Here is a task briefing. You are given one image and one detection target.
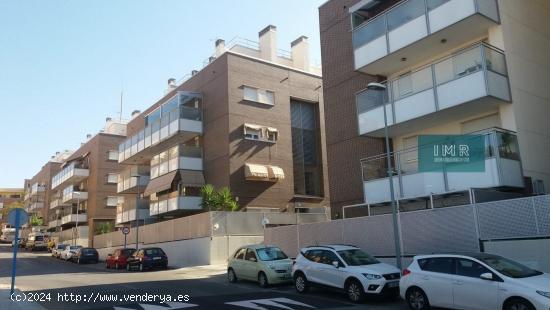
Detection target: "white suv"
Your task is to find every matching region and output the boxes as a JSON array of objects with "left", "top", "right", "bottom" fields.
[
  {"left": 400, "top": 253, "right": 550, "bottom": 310},
  {"left": 292, "top": 245, "right": 401, "bottom": 303}
]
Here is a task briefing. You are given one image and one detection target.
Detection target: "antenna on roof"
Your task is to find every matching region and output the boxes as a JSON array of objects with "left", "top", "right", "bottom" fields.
[{"left": 119, "top": 89, "right": 124, "bottom": 121}]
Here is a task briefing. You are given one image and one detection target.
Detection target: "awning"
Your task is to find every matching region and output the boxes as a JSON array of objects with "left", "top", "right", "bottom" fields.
[
  {"left": 180, "top": 170, "right": 205, "bottom": 187},
  {"left": 268, "top": 165, "right": 285, "bottom": 180},
  {"left": 143, "top": 170, "right": 178, "bottom": 197},
  {"left": 244, "top": 123, "right": 262, "bottom": 130},
  {"left": 245, "top": 163, "right": 269, "bottom": 180},
  {"left": 266, "top": 127, "right": 278, "bottom": 133}
]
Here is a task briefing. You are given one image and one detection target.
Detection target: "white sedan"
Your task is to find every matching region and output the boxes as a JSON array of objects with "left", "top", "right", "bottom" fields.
[
  {"left": 400, "top": 253, "right": 550, "bottom": 310},
  {"left": 60, "top": 245, "right": 82, "bottom": 261}
]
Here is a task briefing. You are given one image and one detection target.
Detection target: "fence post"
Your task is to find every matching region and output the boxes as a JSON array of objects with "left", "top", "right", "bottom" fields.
[{"left": 532, "top": 197, "right": 540, "bottom": 235}]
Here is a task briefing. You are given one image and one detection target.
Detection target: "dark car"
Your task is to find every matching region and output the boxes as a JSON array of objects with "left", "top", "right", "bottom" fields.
[
  {"left": 126, "top": 247, "right": 168, "bottom": 271},
  {"left": 73, "top": 247, "right": 99, "bottom": 264},
  {"left": 106, "top": 248, "right": 135, "bottom": 269}
]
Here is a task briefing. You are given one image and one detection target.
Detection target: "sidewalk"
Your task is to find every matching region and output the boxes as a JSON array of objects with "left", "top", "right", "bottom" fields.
[{"left": 0, "top": 285, "right": 47, "bottom": 310}]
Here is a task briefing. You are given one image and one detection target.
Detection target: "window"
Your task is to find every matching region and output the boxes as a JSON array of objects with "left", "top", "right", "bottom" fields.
[
  {"left": 456, "top": 259, "right": 492, "bottom": 278},
  {"left": 266, "top": 128, "right": 278, "bottom": 142},
  {"left": 107, "top": 150, "right": 118, "bottom": 161},
  {"left": 106, "top": 196, "right": 119, "bottom": 207},
  {"left": 235, "top": 248, "right": 246, "bottom": 260},
  {"left": 256, "top": 247, "right": 288, "bottom": 261},
  {"left": 477, "top": 255, "right": 543, "bottom": 278},
  {"left": 244, "top": 124, "right": 261, "bottom": 140},
  {"left": 418, "top": 257, "right": 455, "bottom": 274},
  {"left": 291, "top": 100, "right": 322, "bottom": 196},
  {"left": 337, "top": 249, "right": 379, "bottom": 266},
  {"left": 245, "top": 249, "right": 257, "bottom": 261},
  {"left": 107, "top": 174, "right": 118, "bottom": 184},
  {"left": 243, "top": 86, "right": 275, "bottom": 105}
]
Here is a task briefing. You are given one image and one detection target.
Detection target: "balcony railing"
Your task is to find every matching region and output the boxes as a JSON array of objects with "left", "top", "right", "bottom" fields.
[
  {"left": 352, "top": 0, "right": 500, "bottom": 74},
  {"left": 357, "top": 43, "right": 510, "bottom": 136},
  {"left": 150, "top": 196, "right": 202, "bottom": 216},
  {"left": 30, "top": 183, "right": 45, "bottom": 196},
  {"left": 51, "top": 162, "right": 89, "bottom": 190},
  {"left": 361, "top": 129, "right": 523, "bottom": 205},
  {"left": 61, "top": 213, "right": 88, "bottom": 225},
  {"left": 29, "top": 202, "right": 44, "bottom": 211},
  {"left": 118, "top": 92, "right": 203, "bottom": 164},
  {"left": 48, "top": 219, "right": 60, "bottom": 229},
  {"left": 150, "top": 145, "right": 203, "bottom": 179},
  {"left": 50, "top": 198, "right": 69, "bottom": 209},
  {"left": 116, "top": 208, "right": 150, "bottom": 224},
  {"left": 62, "top": 186, "right": 88, "bottom": 204}
]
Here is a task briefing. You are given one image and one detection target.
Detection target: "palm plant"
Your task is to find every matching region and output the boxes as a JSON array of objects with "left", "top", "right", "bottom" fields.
[
  {"left": 214, "top": 187, "right": 238, "bottom": 211},
  {"left": 200, "top": 184, "right": 217, "bottom": 211}
]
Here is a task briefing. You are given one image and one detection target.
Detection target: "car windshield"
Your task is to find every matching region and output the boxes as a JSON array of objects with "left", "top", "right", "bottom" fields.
[
  {"left": 478, "top": 255, "right": 543, "bottom": 278},
  {"left": 121, "top": 249, "right": 134, "bottom": 256},
  {"left": 82, "top": 249, "right": 97, "bottom": 253},
  {"left": 35, "top": 236, "right": 44, "bottom": 241},
  {"left": 337, "top": 249, "right": 379, "bottom": 266},
  {"left": 57, "top": 245, "right": 66, "bottom": 249},
  {"left": 256, "top": 247, "right": 288, "bottom": 261},
  {"left": 145, "top": 248, "right": 165, "bottom": 256}
]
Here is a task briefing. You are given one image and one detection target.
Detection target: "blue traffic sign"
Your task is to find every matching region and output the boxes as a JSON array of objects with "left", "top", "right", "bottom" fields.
[{"left": 8, "top": 208, "right": 28, "bottom": 227}]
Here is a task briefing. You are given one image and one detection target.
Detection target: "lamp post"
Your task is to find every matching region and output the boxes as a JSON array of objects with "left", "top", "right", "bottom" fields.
[
  {"left": 131, "top": 174, "right": 141, "bottom": 250},
  {"left": 366, "top": 82, "right": 402, "bottom": 271}
]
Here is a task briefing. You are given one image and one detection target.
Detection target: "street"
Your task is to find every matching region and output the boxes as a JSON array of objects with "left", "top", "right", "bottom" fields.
[{"left": 0, "top": 244, "right": 408, "bottom": 310}]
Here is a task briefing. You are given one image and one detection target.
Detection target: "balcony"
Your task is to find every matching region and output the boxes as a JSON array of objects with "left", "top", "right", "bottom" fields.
[
  {"left": 62, "top": 187, "right": 88, "bottom": 204},
  {"left": 150, "top": 145, "right": 203, "bottom": 179},
  {"left": 30, "top": 183, "right": 45, "bottom": 196},
  {"left": 357, "top": 43, "right": 510, "bottom": 137},
  {"left": 352, "top": 0, "right": 500, "bottom": 75},
  {"left": 116, "top": 209, "right": 150, "bottom": 224},
  {"left": 29, "top": 202, "right": 44, "bottom": 211},
  {"left": 60, "top": 213, "right": 88, "bottom": 225},
  {"left": 117, "top": 167, "right": 150, "bottom": 194},
  {"left": 51, "top": 162, "right": 89, "bottom": 190},
  {"left": 150, "top": 196, "right": 202, "bottom": 216},
  {"left": 118, "top": 92, "right": 203, "bottom": 165},
  {"left": 48, "top": 219, "right": 60, "bottom": 229},
  {"left": 361, "top": 129, "right": 523, "bottom": 205},
  {"left": 50, "top": 198, "right": 69, "bottom": 209}
]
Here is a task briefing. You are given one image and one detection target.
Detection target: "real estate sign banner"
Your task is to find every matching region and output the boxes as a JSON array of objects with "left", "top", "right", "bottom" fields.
[{"left": 418, "top": 135, "right": 485, "bottom": 172}]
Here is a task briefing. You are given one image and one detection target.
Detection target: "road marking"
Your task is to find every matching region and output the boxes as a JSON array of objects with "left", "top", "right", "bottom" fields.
[
  {"left": 113, "top": 302, "right": 198, "bottom": 310},
  {"left": 225, "top": 297, "right": 315, "bottom": 310}
]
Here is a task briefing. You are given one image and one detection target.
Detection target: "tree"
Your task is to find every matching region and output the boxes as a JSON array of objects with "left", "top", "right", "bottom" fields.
[
  {"left": 200, "top": 184, "right": 216, "bottom": 211},
  {"left": 95, "top": 222, "right": 114, "bottom": 235},
  {"left": 1, "top": 201, "right": 24, "bottom": 219},
  {"left": 29, "top": 214, "right": 43, "bottom": 226},
  {"left": 214, "top": 187, "right": 238, "bottom": 211}
]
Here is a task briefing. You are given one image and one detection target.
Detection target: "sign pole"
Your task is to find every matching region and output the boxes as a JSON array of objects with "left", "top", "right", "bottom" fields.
[
  {"left": 10, "top": 211, "right": 20, "bottom": 295},
  {"left": 124, "top": 234, "right": 127, "bottom": 249}
]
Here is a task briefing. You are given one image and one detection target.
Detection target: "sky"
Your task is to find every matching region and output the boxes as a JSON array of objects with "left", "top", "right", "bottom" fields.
[{"left": 0, "top": 0, "right": 326, "bottom": 188}]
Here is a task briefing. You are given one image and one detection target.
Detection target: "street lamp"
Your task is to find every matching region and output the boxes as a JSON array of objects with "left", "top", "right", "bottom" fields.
[
  {"left": 366, "top": 82, "right": 403, "bottom": 271},
  {"left": 131, "top": 174, "right": 141, "bottom": 250}
]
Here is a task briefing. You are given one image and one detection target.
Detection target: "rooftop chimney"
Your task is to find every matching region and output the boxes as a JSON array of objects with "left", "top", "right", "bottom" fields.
[
  {"left": 86, "top": 134, "right": 92, "bottom": 140},
  {"left": 215, "top": 39, "right": 226, "bottom": 57},
  {"left": 106, "top": 117, "right": 112, "bottom": 122},
  {"left": 131, "top": 110, "right": 141, "bottom": 118},
  {"left": 167, "top": 78, "right": 177, "bottom": 88},
  {"left": 208, "top": 56, "right": 216, "bottom": 64},
  {"left": 56, "top": 151, "right": 60, "bottom": 155},
  {"left": 291, "top": 36, "right": 310, "bottom": 71},
  {"left": 259, "top": 25, "right": 277, "bottom": 62},
  {"left": 191, "top": 70, "right": 198, "bottom": 76}
]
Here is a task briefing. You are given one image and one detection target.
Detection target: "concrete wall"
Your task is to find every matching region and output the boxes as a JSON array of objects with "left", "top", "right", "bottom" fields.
[{"left": 483, "top": 238, "right": 550, "bottom": 273}]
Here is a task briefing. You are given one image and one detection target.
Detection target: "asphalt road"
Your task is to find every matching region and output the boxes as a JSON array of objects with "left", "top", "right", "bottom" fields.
[{"left": 0, "top": 244, "right": 409, "bottom": 310}]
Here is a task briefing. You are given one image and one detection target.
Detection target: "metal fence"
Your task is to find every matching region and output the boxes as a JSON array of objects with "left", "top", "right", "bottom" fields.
[
  {"left": 93, "top": 211, "right": 327, "bottom": 249},
  {"left": 265, "top": 195, "right": 550, "bottom": 258}
]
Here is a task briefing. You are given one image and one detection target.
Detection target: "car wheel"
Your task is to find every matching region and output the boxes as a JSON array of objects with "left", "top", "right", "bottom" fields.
[
  {"left": 139, "top": 263, "right": 144, "bottom": 272},
  {"left": 406, "top": 287, "right": 430, "bottom": 310},
  {"left": 505, "top": 298, "right": 535, "bottom": 310},
  {"left": 345, "top": 279, "right": 365, "bottom": 303},
  {"left": 228, "top": 268, "right": 237, "bottom": 283},
  {"left": 294, "top": 272, "right": 309, "bottom": 293},
  {"left": 258, "top": 272, "right": 269, "bottom": 288}
]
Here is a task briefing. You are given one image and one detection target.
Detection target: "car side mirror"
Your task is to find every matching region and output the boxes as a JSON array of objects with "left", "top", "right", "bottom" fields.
[
  {"left": 480, "top": 272, "right": 493, "bottom": 281},
  {"left": 332, "top": 261, "right": 339, "bottom": 268}
]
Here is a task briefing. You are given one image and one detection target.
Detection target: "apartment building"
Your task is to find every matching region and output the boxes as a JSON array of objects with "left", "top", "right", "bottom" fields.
[
  {"left": 0, "top": 188, "right": 24, "bottom": 223},
  {"left": 116, "top": 25, "right": 328, "bottom": 225},
  {"left": 48, "top": 119, "right": 128, "bottom": 246},
  {"left": 21, "top": 151, "right": 73, "bottom": 227},
  {"left": 320, "top": 0, "right": 550, "bottom": 217}
]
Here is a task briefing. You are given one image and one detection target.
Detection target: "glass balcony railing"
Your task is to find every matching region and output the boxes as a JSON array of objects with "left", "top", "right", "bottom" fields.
[
  {"left": 150, "top": 191, "right": 202, "bottom": 216},
  {"left": 51, "top": 162, "right": 89, "bottom": 190},
  {"left": 62, "top": 186, "right": 88, "bottom": 204},
  {"left": 150, "top": 144, "right": 203, "bottom": 179},
  {"left": 30, "top": 183, "right": 45, "bottom": 195},
  {"left": 360, "top": 129, "right": 523, "bottom": 204},
  {"left": 352, "top": 0, "right": 500, "bottom": 74},
  {"left": 117, "top": 166, "right": 150, "bottom": 194},
  {"left": 357, "top": 43, "right": 510, "bottom": 135},
  {"left": 118, "top": 92, "right": 203, "bottom": 163}
]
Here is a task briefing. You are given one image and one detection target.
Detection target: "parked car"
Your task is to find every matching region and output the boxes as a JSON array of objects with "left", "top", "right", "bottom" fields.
[
  {"left": 105, "top": 248, "right": 135, "bottom": 269},
  {"left": 60, "top": 245, "right": 82, "bottom": 261},
  {"left": 25, "top": 233, "right": 48, "bottom": 251},
  {"left": 126, "top": 247, "right": 168, "bottom": 271},
  {"left": 73, "top": 247, "right": 99, "bottom": 264},
  {"left": 228, "top": 244, "right": 293, "bottom": 287},
  {"left": 292, "top": 245, "right": 401, "bottom": 303},
  {"left": 51, "top": 244, "right": 66, "bottom": 258},
  {"left": 400, "top": 253, "right": 550, "bottom": 310}
]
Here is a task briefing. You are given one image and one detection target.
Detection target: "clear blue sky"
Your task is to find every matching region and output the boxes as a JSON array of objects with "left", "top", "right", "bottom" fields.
[{"left": 0, "top": 0, "right": 326, "bottom": 188}]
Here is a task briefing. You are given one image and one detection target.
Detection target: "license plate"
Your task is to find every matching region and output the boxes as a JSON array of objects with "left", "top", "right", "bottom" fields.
[
  {"left": 388, "top": 281, "right": 399, "bottom": 288},
  {"left": 153, "top": 257, "right": 162, "bottom": 260}
]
